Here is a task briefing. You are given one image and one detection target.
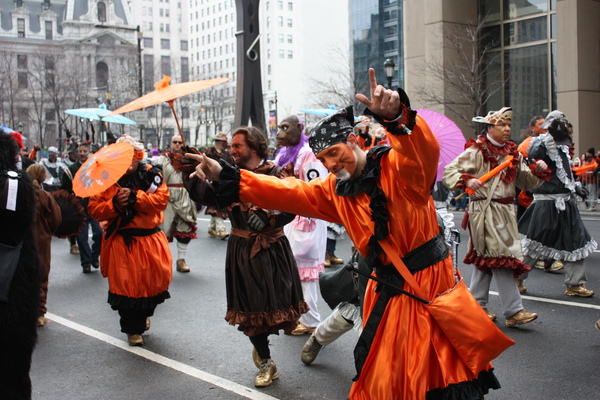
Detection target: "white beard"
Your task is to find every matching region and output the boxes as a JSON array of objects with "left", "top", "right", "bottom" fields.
[{"left": 336, "top": 169, "right": 352, "bottom": 181}]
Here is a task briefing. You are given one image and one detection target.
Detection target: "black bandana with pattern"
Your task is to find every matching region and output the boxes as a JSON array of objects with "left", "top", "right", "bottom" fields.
[{"left": 308, "top": 106, "right": 356, "bottom": 155}]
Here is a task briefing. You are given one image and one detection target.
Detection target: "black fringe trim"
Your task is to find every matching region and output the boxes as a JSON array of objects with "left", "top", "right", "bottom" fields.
[
  {"left": 108, "top": 290, "right": 170, "bottom": 310},
  {"left": 426, "top": 369, "right": 501, "bottom": 400}
]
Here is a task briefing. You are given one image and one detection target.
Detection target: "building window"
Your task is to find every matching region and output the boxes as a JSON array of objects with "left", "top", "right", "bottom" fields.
[
  {"left": 17, "top": 18, "right": 25, "bottom": 37},
  {"left": 181, "top": 57, "right": 189, "bottom": 81},
  {"left": 45, "top": 109, "right": 55, "bottom": 122},
  {"left": 277, "top": 0, "right": 283, "bottom": 9},
  {"left": 268, "top": 64, "right": 271, "bottom": 74},
  {"left": 288, "top": 50, "right": 293, "bottom": 59},
  {"left": 143, "top": 55, "right": 155, "bottom": 92},
  {"left": 180, "top": 40, "right": 188, "bottom": 51},
  {"left": 160, "top": 23, "right": 164, "bottom": 32},
  {"left": 45, "top": 21, "right": 52, "bottom": 39},
  {"left": 44, "top": 56, "right": 54, "bottom": 70},
  {"left": 160, "top": 8, "right": 163, "bottom": 17},
  {"left": 144, "top": 37, "right": 153, "bottom": 48},
  {"left": 288, "top": 1, "right": 293, "bottom": 11},
  {"left": 287, "top": 18, "right": 293, "bottom": 27},
  {"left": 278, "top": 34, "right": 284, "bottom": 43},
  {"left": 95, "top": 62, "right": 109, "bottom": 89},
  {"left": 98, "top": 2, "right": 107, "bottom": 22},
  {"left": 287, "top": 34, "right": 292, "bottom": 43},
  {"left": 161, "top": 56, "right": 171, "bottom": 76},
  {"left": 45, "top": 72, "right": 55, "bottom": 89},
  {"left": 161, "top": 39, "right": 170, "bottom": 49},
  {"left": 17, "top": 54, "right": 27, "bottom": 69},
  {"left": 278, "top": 16, "right": 283, "bottom": 27},
  {"left": 18, "top": 72, "right": 28, "bottom": 88},
  {"left": 279, "top": 49, "right": 284, "bottom": 58}
]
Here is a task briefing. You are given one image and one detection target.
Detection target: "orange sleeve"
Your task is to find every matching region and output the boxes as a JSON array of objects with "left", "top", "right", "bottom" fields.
[
  {"left": 385, "top": 113, "right": 440, "bottom": 203},
  {"left": 238, "top": 171, "right": 343, "bottom": 223}
]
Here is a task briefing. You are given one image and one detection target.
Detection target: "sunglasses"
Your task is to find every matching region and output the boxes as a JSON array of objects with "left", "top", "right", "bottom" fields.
[{"left": 172, "top": 141, "right": 183, "bottom": 144}]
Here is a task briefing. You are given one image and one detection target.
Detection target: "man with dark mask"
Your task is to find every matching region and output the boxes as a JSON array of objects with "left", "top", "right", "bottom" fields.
[{"left": 517, "top": 111, "right": 597, "bottom": 297}]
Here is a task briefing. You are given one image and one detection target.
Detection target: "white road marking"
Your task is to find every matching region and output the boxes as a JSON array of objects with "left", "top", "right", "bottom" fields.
[
  {"left": 490, "top": 291, "right": 600, "bottom": 310},
  {"left": 46, "top": 313, "right": 279, "bottom": 400}
]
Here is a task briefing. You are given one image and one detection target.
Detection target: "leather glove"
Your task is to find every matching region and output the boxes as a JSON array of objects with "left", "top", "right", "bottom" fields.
[
  {"left": 575, "top": 184, "right": 588, "bottom": 200},
  {"left": 248, "top": 209, "right": 269, "bottom": 231}
]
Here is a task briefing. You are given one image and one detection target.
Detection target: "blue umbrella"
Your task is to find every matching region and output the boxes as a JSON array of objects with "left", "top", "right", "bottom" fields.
[
  {"left": 299, "top": 105, "right": 339, "bottom": 117},
  {"left": 64, "top": 104, "right": 136, "bottom": 125}
]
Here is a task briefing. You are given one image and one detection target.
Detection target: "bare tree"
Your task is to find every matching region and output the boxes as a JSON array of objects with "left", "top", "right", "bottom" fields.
[
  {"left": 0, "top": 50, "right": 23, "bottom": 128},
  {"left": 416, "top": 17, "right": 506, "bottom": 136},
  {"left": 307, "top": 45, "right": 363, "bottom": 113}
]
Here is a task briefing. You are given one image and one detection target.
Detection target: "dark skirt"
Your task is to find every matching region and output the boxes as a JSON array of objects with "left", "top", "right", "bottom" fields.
[
  {"left": 224, "top": 234, "right": 308, "bottom": 337},
  {"left": 518, "top": 199, "right": 597, "bottom": 261}
]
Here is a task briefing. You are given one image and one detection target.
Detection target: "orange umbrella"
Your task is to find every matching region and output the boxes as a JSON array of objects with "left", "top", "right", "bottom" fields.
[
  {"left": 107, "top": 75, "right": 230, "bottom": 146},
  {"left": 73, "top": 142, "right": 134, "bottom": 198}
]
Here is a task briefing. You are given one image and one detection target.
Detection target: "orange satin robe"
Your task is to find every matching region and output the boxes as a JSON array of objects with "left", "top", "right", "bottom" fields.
[
  {"left": 88, "top": 174, "right": 172, "bottom": 300},
  {"left": 236, "top": 114, "right": 489, "bottom": 399}
]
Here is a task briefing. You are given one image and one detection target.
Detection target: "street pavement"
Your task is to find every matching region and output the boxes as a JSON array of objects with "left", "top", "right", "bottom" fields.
[{"left": 30, "top": 212, "right": 600, "bottom": 400}]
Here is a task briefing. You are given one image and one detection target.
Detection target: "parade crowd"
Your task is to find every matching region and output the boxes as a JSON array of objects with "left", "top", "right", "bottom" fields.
[{"left": 1, "top": 68, "right": 600, "bottom": 400}]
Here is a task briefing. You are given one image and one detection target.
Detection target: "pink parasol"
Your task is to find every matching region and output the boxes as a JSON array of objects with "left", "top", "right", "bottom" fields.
[{"left": 416, "top": 109, "right": 466, "bottom": 181}]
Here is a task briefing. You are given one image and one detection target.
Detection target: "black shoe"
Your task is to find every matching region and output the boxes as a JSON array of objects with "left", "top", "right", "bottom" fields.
[
  {"left": 82, "top": 265, "right": 91, "bottom": 273},
  {"left": 92, "top": 260, "right": 100, "bottom": 269}
]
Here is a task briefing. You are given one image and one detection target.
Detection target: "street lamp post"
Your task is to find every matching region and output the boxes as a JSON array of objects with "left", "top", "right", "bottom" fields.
[{"left": 384, "top": 58, "right": 395, "bottom": 88}]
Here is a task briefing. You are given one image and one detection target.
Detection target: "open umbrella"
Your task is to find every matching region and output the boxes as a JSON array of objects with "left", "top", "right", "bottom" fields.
[
  {"left": 107, "top": 75, "right": 230, "bottom": 146},
  {"left": 72, "top": 142, "right": 134, "bottom": 198},
  {"left": 299, "top": 105, "right": 339, "bottom": 117},
  {"left": 64, "top": 104, "right": 137, "bottom": 125},
  {"left": 416, "top": 109, "right": 466, "bottom": 181}
]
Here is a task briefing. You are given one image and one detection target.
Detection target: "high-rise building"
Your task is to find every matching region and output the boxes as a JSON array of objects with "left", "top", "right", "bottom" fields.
[
  {"left": 403, "top": 0, "right": 599, "bottom": 155},
  {"left": 187, "top": 0, "right": 351, "bottom": 146},
  {"left": 128, "top": 0, "right": 191, "bottom": 148},
  {"left": 352, "top": 0, "right": 404, "bottom": 94}
]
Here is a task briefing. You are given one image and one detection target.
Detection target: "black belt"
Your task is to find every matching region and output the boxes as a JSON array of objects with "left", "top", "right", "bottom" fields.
[
  {"left": 353, "top": 234, "right": 449, "bottom": 381},
  {"left": 117, "top": 227, "right": 161, "bottom": 248}
]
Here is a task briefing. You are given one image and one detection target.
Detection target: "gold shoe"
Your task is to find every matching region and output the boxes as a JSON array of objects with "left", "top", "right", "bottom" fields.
[
  {"left": 596, "top": 319, "right": 600, "bottom": 331},
  {"left": 70, "top": 244, "right": 80, "bottom": 255},
  {"left": 566, "top": 285, "right": 594, "bottom": 297},
  {"left": 145, "top": 317, "right": 151, "bottom": 332},
  {"left": 482, "top": 308, "right": 497, "bottom": 322},
  {"left": 217, "top": 228, "right": 229, "bottom": 240},
  {"left": 515, "top": 279, "right": 527, "bottom": 294},
  {"left": 327, "top": 251, "right": 344, "bottom": 265},
  {"left": 549, "top": 261, "right": 564, "bottom": 272},
  {"left": 254, "top": 361, "right": 279, "bottom": 387},
  {"left": 534, "top": 261, "right": 546, "bottom": 270},
  {"left": 324, "top": 253, "right": 331, "bottom": 267},
  {"left": 207, "top": 229, "right": 218, "bottom": 238},
  {"left": 252, "top": 347, "right": 262, "bottom": 368},
  {"left": 290, "top": 322, "right": 315, "bottom": 336},
  {"left": 176, "top": 259, "right": 190, "bottom": 273},
  {"left": 127, "top": 333, "right": 144, "bottom": 346},
  {"left": 506, "top": 309, "right": 538, "bottom": 326},
  {"left": 37, "top": 315, "right": 49, "bottom": 327}
]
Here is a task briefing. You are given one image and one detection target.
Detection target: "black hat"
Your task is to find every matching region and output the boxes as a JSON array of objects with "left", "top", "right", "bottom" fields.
[
  {"left": 308, "top": 106, "right": 355, "bottom": 155},
  {"left": 588, "top": 148, "right": 596, "bottom": 155}
]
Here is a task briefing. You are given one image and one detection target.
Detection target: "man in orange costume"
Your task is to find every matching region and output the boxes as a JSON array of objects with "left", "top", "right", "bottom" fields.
[
  {"left": 189, "top": 69, "right": 501, "bottom": 399},
  {"left": 88, "top": 136, "right": 172, "bottom": 347}
]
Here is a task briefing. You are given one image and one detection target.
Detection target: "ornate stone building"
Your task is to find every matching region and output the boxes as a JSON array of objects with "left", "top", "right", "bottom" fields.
[{"left": 0, "top": 0, "right": 140, "bottom": 151}]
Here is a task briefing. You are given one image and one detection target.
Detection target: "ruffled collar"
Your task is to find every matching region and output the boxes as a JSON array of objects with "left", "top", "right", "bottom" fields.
[
  {"left": 466, "top": 134, "right": 519, "bottom": 183},
  {"left": 335, "top": 145, "right": 392, "bottom": 269},
  {"left": 540, "top": 133, "right": 576, "bottom": 193}
]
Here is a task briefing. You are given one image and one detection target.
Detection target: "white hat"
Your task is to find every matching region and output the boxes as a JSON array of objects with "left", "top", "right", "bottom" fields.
[{"left": 48, "top": 146, "right": 58, "bottom": 153}]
